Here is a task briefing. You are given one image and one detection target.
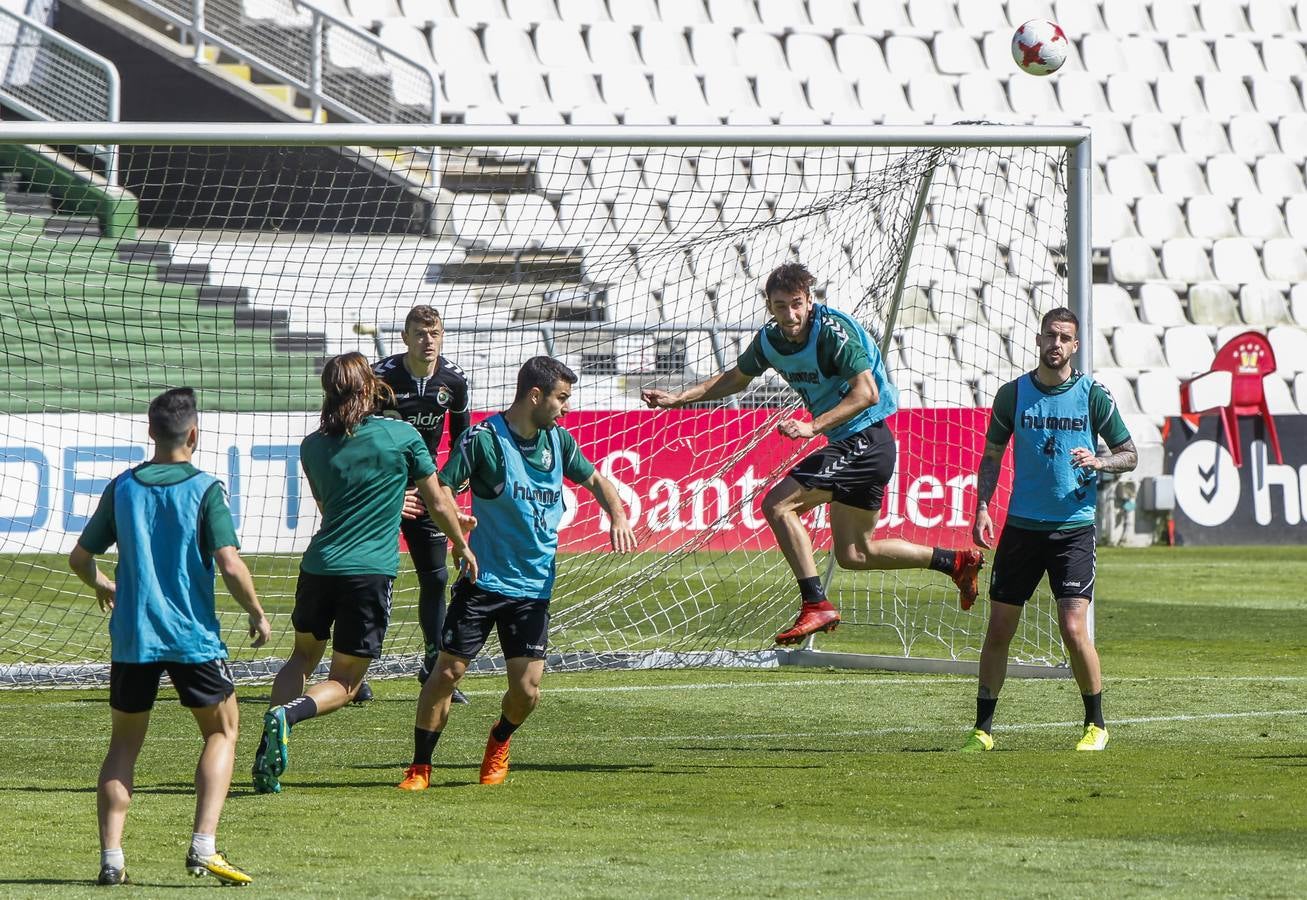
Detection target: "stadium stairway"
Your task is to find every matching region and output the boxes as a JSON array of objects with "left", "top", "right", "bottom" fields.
[{"left": 0, "top": 181, "right": 328, "bottom": 414}]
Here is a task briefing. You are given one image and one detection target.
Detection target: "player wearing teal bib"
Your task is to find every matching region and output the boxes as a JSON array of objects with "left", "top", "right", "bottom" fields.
[
  {"left": 963, "top": 307, "right": 1137, "bottom": 753},
  {"left": 69, "top": 388, "right": 271, "bottom": 887},
  {"left": 642, "top": 263, "right": 984, "bottom": 645},
  {"left": 250, "top": 353, "right": 475, "bottom": 795},
  {"left": 398, "top": 357, "right": 636, "bottom": 790}
]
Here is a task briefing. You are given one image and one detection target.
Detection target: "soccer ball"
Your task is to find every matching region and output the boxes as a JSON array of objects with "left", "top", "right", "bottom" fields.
[{"left": 1011, "top": 19, "right": 1069, "bottom": 76}]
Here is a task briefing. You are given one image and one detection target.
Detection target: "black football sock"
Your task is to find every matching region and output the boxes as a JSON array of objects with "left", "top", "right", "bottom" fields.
[
  {"left": 797, "top": 576, "right": 826, "bottom": 604},
  {"left": 975, "top": 696, "right": 998, "bottom": 733},
  {"left": 491, "top": 715, "right": 521, "bottom": 742},
  {"left": 417, "top": 568, "right": 449, "bottom": 658},
  {"left": 413, "top": 728, "right": 442, "bottom": 766},
  {"left": 282, "top": 695, "right": 318, "bottom": 726},
  {"left": 1082, "top": 692, "right": 1105, "bottom": 729},
  {"left": 929, "top": 548, "right": 958, "bottom": 575}
]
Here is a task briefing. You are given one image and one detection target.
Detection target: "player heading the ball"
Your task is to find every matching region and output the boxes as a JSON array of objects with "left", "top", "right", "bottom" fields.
[{"left": 642, "top": 263, "right": 983, "bottom": 646}]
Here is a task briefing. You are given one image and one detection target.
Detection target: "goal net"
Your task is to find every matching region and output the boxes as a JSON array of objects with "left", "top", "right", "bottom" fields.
[{"left": 0, "top": 125, "right": 1086, "bottom": 686}]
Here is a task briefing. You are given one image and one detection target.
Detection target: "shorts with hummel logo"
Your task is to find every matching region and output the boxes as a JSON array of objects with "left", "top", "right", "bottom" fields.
[
  {"left": 788, "top": 420, "right": 895, "bottom": 511},
  {"left": 443, "top": 580, "right": 550, "bottom": 661},
  {"left": 989, "top": 524, "right": 1096, "bottom": 606}
]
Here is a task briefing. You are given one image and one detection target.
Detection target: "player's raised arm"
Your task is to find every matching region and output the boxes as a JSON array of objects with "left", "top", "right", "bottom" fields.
[
  {"left": 641, "top": 365, "right": 754, "bottom": 409},
  {"left": 579, "top": 470, "right": 637, "bottom": 554}
]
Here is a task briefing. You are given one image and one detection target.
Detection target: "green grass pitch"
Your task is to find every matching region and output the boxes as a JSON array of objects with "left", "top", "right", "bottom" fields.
[{"left": 1, "top": 546, "right": 1305, "bottom": 897}]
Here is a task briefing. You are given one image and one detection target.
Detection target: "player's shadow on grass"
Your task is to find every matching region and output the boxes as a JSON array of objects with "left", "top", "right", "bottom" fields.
[
  {"left": 1245, "top": 753, "right": 1307, "bottom": 764},
  {"left": 1, "top": 784, "right": 197, "bottom": 796},
  {"left": 0, "top": 878, "right": 194, "bottom": 889}
]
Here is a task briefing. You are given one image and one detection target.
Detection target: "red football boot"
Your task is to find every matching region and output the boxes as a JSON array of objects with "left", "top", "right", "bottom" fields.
[
  {"left": 479, "top": 731, "right": 511, "bottom": 785},
  {"left": 774, "top": 600, "right": 841, "bottom": 645},
  {"left": 952, "top": 549, "right": 984, "bottom": 610}
]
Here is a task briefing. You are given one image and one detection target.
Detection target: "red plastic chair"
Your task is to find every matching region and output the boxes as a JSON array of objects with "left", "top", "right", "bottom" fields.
[{"left": 1181, "top": 330, "right": 1282, "bottom": 467}]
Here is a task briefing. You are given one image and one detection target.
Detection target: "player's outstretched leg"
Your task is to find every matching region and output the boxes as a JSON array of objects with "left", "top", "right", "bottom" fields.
[{"left": 761, "top": 479, "right": 842, "bottom": 645}]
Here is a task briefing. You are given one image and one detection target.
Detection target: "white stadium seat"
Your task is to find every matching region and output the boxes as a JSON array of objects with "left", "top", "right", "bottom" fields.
[
  {"left": 1092, "top": 369, "right": 1142, "bottom": 415},
  {"left": 1092, "top": 195, "right": 1138, "bottom": 248},
  {"left": 1263, "top": 35, "right": 1307, "bottom": 75},
  {"left": 1251, "top": 75, "right": 1303, "bottom": 116},
  {"left": 1094, "top": 283, "right": 1140, "bottom": 327},
  {"left": 1130, "top": 114, "right": 1181, "bottom": 162},
  {"left": 1202, "top": 73, "right": 1256, "bottom": 117},
  {"left": 757, "top": 0, "right": 811, "bottom": 26},
  {"left": 1235, "top": 196, "right": 1289, "bottom": 241},
  {"left": 1255, "top": 155, "right": 1306, "bottom": 199},
  {"left": 498, "top": 68, "right": 551, "bottom": 107},
  {"left": 857, "top": 0, "right": 910, "bottom": 30},
  {"left": 1188, "top": 283, "right": 1243, "bottom": 326},
  {"left": 484, "top": 22, "right": 539, "bottom": 68},
  {"left": 786, "top": 33, "right": 840, "bottom": 79},
  {"left": 1162, "top": 238, "right": 1216, "bottom": 283},
  {"left": 1105, "top": 156, "right": 1159, "bottom": 198},
  {"left": 557, "top": 0, "right": 609, "bottom": 21},
  {"left": 1205, "top": 155, "right": 1260, "bottom": 202},
  {"left": 1009, "top": 73, "right": 1062, "bottom": 117},
  {"left": 1262, "top": 238, "right": 1307, "bottom": 282},
  {"left": 1241, "top": 285, "right": 1295, "bottom": 328},
  {"left": 1106, "top": 74, "right": 1159, "bottom": 116},
  {"left": 808, "top": 0, "right": 860, "bottom": 28},
  {"left": 1213, "top": 36, "right": 1263, "bottom": 75},
  {"left": 736, "top": 31, "right": 788, "bottom": 74},
  {"left": 689, "top": 24, "right": 738, "bottom": 67},
  {"left": 533, "top": 22, "right": 590, "bottom": 67},
  {"left": 1083, "top": 114, "right": 1133, "bottom": 158},
  {"left": 1184, "top": 196, "right": 1237, "bottom": 242},
  {"left": 1056, "top": 72, "right": 1109, "bottom": 116},
  {"left": 1111, "top": 325, "right": 1167, "bottom": 370},
  {"left": 1163, "top": 325, "right": 1216, "bottom": 374},
  {"left": 640, "top": 23, "right": 694, "bottom": 67},
  {"left": 1080, "top": 33, "right": 1124, "bottom": 76},
  {"left": 1140, "top": 284, "right": 1189, "bottom": 327},
  {"left": 587, "top": 23, "right": 642, "bottom": 68},
  {"left": 549, "top": 69, "right": 604, "bottom": 108},
  {"left": 1156, "top": 73, "right": 1208, "bottom": 117},
  {"left": 1136, "top": 370, "right": 1181, "bottom": 417},
  {"left": 1153, "top": 0, "right": 1200, "bottom": 31},
  {"left": 932, "top": 30, "right": 985, "bottom": 76},
  {"left": 1179, "top": 115, "right": 1233, "bottom": 158},
  {"left": 1156, "top": 154, "right": 1209, "bottom": 198},
  {"left": 707, "top": 0, "right": 759, "bottom": 23},
  {"left": 1212, "top": 237, "right": 1266, "bottom": 283},
  {"left": 833, "top": 34, "right": 889, "bottom": 79},
  {"left": 1268, "top": 326, "right": 1307, "bottom": 374},
  {"left": 1228, "top": 113, "right": 1281, "bottom": 163},
  {"left": 1168, "top": 36, "right": 1216, "bottom": 75},
  {"left": 906, "top": 0, "right": 958, "bottom": 30},
  {"left": 1110, "top": 238, "right": 1164, "bottom": 283},
  {"left": 1102, "top": 0, "right": 1153, "bottom": 33},
  {"left": 607, "top": 0, "right": 659, "bottom": 24},
  {"left": 958, "top": 74, "right": 1013, "bottom": 117},
  {"left": 659, "top": 0, "right": 708, "bottom": 24},
  {"left": 1136, "top": 196, "right": 1191, "bottom": 244},
  {"left": 1264, "top": 374, "right": 1297, "bottom": 414},
  {"left": 430, "top": 21, "right": 486, "bottom": 67}
]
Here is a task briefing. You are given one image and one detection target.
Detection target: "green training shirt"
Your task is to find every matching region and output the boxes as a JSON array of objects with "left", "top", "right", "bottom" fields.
[
  {"left": 736, "top": 317, "right": 872, "bottom": 381},
  {"left": 300, "top": 416, "right": 436, "bottom": 577},
  {"left": 78, "top": 462, "right": 238, "bottom": 557},
  {"left": 439, "top": 418, "right": 595, "bottom": 499}
]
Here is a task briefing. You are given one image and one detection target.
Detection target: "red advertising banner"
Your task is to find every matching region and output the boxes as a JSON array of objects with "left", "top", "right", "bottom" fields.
[{"left": 446, "top": 409, "right": 1011, "bottom": 553}]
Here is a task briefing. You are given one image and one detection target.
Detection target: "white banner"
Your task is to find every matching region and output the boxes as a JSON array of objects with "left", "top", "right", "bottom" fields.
[{"left": 0, "top": 413, "right": 323, "bottom": 554}]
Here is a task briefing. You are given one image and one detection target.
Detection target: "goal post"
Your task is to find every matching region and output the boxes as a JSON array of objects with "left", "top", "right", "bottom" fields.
[{"left": 0, "top": 122, "right": 1091, "bottom": 687}]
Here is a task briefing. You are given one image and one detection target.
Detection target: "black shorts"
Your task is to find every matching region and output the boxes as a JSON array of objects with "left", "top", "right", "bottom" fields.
[
  {"left": 788, "top": 420, "right": 896, "bottom": 511},
  {"left": 989, "top": 524, "right": 1097, "bottom": 606},
  {"left": 400, "top": 508, "right": 449, "bottom": 574},
  {"left": 109, "top": 659, "right": 235, "bottom": 713},
  {"left": 443, "top": 580, "right": 550, "bottom": 661},
  {"left": 292, "top": 570, "right": 395, "bottom": 659}
]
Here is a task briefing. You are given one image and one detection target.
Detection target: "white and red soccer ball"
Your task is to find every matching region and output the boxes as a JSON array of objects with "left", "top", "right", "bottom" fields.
[{"left": 1011, "top": 19, "right": 1069, "bottom": 76}]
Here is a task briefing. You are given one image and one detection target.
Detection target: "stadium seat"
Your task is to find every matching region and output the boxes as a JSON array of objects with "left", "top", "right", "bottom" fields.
[
  {"left": 430, "top": 21, "right": 486, "bottom": 67},
  {"left": 441, "top": 69, "right": 497, "bottom": 111},
  {"left": 1167, "top": 35, "right": 1215, "bottom": 75},
  {"left": 589, "top": 151, "right": 644, "bottom": 193},
  {"left": 808, "top": 0, "right": 860, "bottom": 28},
  {"left": 533, "top": 154, "right": 588, "bottom": 198},
  {"left": 706, "top": 0, "right": 760, "bottom": 24},
  {"left": 856, "top": 0, "right": 909, "bottom": 29},
  {"left": 1054, "top": 0, "right": 1105, "bottom": 32},
  {"left": 1184, "top": 196, "right": 1237, "bottom": 242},
  {"left": 1136, "top": 370, "right": 1181, "bottom": 417},
  {"left": 1251, "top": 75, "right": 1303, "bottom": 116},
  {"left": 884, "top": 35, "right": 935, "bottom": 80},
  {"left": 549, "top": 69, "right": 605, "bottom": 108},
  {"left": 1080, "top": 33, "right": 1125, "bottom": 76},
  {"left": 907, "top": 75, "right": 960, "bottom": 119},
  {"left": 1106, "top": 74, "right": 1160, "bottom": 116},
  {"left": 658, "top": 0, "right": 708, "bottom": 24},
  {"left": 503, "top": 194, "right": 569, "bottom": 250},
  {"left": 895, "top": 326, "right": 959, "bottom": 377},
  {"left": 737, "top": 31, "right": 789, "bottom": 75},
  {"left": 1140, "top": 284, "right": 1189, "bottom": 327},
  {"left": 1008, "top": 74, "right": 1062, "bottom": 117},
  {"left": 600, "top": 68, "right": 660, "bottom": 112},
  {"left": 920, "top": 376, "right": 976, "bottom": 408},
  {"left": 1156, "top": 73, "right": 1208, "bottom": 117},
  {"left": 1263, "top": 373, "right": 1297, "bottom": 415},
  {"left": 1092, "top": 368, "right": 1142, "bottom": 414},
  {"left": 1255, "top": 155, "right": 1306, "bottom": 199},
  {"left": 953, "top": 322, "right": 1009, "bottom": 382},
  {"left": 905, "top": 0, "right": 957, "bottom": 30},
  {"left": 557, "top": 0, "right": 608, "bottom": 21},
  {"left": 1118, "top": 35, "right": 1169, "bottom": 75},
  {"left": 1152, "top": 0, "right": 1200, "bottom": 31},
  {"left": 757, "top": 0, "right": 810, "bottom": 26},
  {"left": 755, "top": 71, "right": 810, "bottom": 116},
  {"left": 560, "top": 188, "right": 615, "bottom": 243},
  {"left": 1163, "top": 325, "right": 1216, "bottom": 374},
  {"left": 1083, "top": 114, "right": 1133, "bottom": 159},
  {"left": 1110, "top": 238, "right": 1164, "bottom": 283},
  {"left": 1156, "top": 154, "right": 1209, "bottom": 198},
  {"left": 449, "top": 194, "right": 511, "bottom": 251},
  {"left": 498, "top": 68, "right": 551, "bottom": 108},
  {"left": 588, "top": 23, "right": 643, "bottom": 69},
  {"left": 1284, "top": 195, "right": 1307, "bottom": 242},
  {"left": 785, "top": 33, "right": 840, "bottom": 79},
  {"left": 452, "top": 0, "right": 505, "bottom": 23},
  {"left": 1129, "top": 114, "right": 1181, "bottom": 162},
  {"left": 1093, "top": 329, "right": 1117, "bottom": 369},
  {"left": 833, "top": 33, "right": 888, "bottom": 79},
  {"left": 1203, "top": 73, "right": 1256, "bottom": 117},
  {"left": 1262, "top": 35, "right": 1307, "bottom": 75},
  {"left": 349, "top": 0, "right": 401, "bottom": 22},
  {"left": 484, "top": 23, "right": 539, "bottom": 69},
  {"left": 505, "top": 0, "right": 557, "bottom": 20},
  {"left": 688, "top": 24, "right": 737, "bottom": 67},
  {"left": 1241, "top": 284, "right": 1295, "bottom": 328},
  {"left": 956, "top": 73, "right": 1012, "bottom": 117},
  {"left": 1179, "top": 114, "right": 1233, "bottom": 158},
  {"left": 1189, "top": 282, "right": 1243, "bottom": 326},
  {"left": 1213, "top": 36, "right": 1262, "bottom": 76},
  {"left": 1163, "top": 238, "right": 1216, "bottom": 283},
  {"left": 1092, "top": 195, "right": 1138, "bottom": 248},
  {"left": 1269, "top": 326, "right": 1307, "bottom": 373},
  {"left": 653, "top": 70, "right": 711, "bottom": 111},
  {"left": 607, "top": 0, "right": 659, "bottom": 24},
  {"left": 1105, "top": 156, "right": 1159, "bottom": 199},
  {"left": 568, "top": 103, "right": 619, "bottom": 124},
  {"left": 1201, "top": 0, "right": 1251, "bottom": 31},
  {"left": 1137, "top": 196, "right": 1191, "bottom": 245},
  {"left": 932, "top": 30, "right": 985, "bottom": 76},
  {"left": 1205, "top": 155, "right": 1260, "bottom": 202},
  {"left": 1111, "top": 324, "right": 1167, "bottom": 371},
  {"left": 806, "top": 72, "right": 861, "bottom": 117},
  {"left": 1227, "top": 113, "right": 1281, "bottom": 163},
  {"left": 1056, "top": 72, "right": 1109, "bottom": 116},
  {"left": 1212, "top": 237, "right": 1266, "bottom": 283},
  {"left": 396, "top": 0, "right": 452, "bottom": 23},
  {"left": 1235, "top": 196, "right": 1289, "bottom": 241},
  {"left": 1262, "top": 238, "right": 1307, "bottom": 283},
  {"left": 1295, "top": 371, "right": 1307, "bottom": 413},
  {"left": 532, "top": 22, "right": 590, "bottom": 68},
  {"left": 1094, "top": 283, "right": 1141, "bottom": 328}
]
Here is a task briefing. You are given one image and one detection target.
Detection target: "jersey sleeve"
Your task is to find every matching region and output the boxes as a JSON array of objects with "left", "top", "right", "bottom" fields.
[
  {"left": 984, "top": 380, "right": 1019, "bottom": 446},
  {"left": 448, "top": 370, "right": 471, "bottom": 449},
  {"left": 76, "top": 479, "right": 118, "bottom": 554},
  {"left": 1090, "top": 380, "right": 1132, "bottom": 447},
  {"left": 736, "top": 332, "right": 770, "bottom": 377},
  {"left": 819, "top": 319, "right": 872, "bottom": 379},
  {"left": 405, "top": 424, "right": 438, "bottom": 481},
  {"left": 200, "top": 482, "right": 240, "bottom": 556},
  {"left": 558, "top": 428, "right": 597, "bottom": 484},
  {"left": 439, "top": 424, "right": 489, "bottom": 493}
]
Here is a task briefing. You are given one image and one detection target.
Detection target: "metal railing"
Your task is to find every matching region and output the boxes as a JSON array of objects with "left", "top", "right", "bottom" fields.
[
  {"left": 123, "top": 0, "right": 437, "bottom": 128},
  {"left": 0, "top": 6, "right": 120, "bottom": 184}
]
